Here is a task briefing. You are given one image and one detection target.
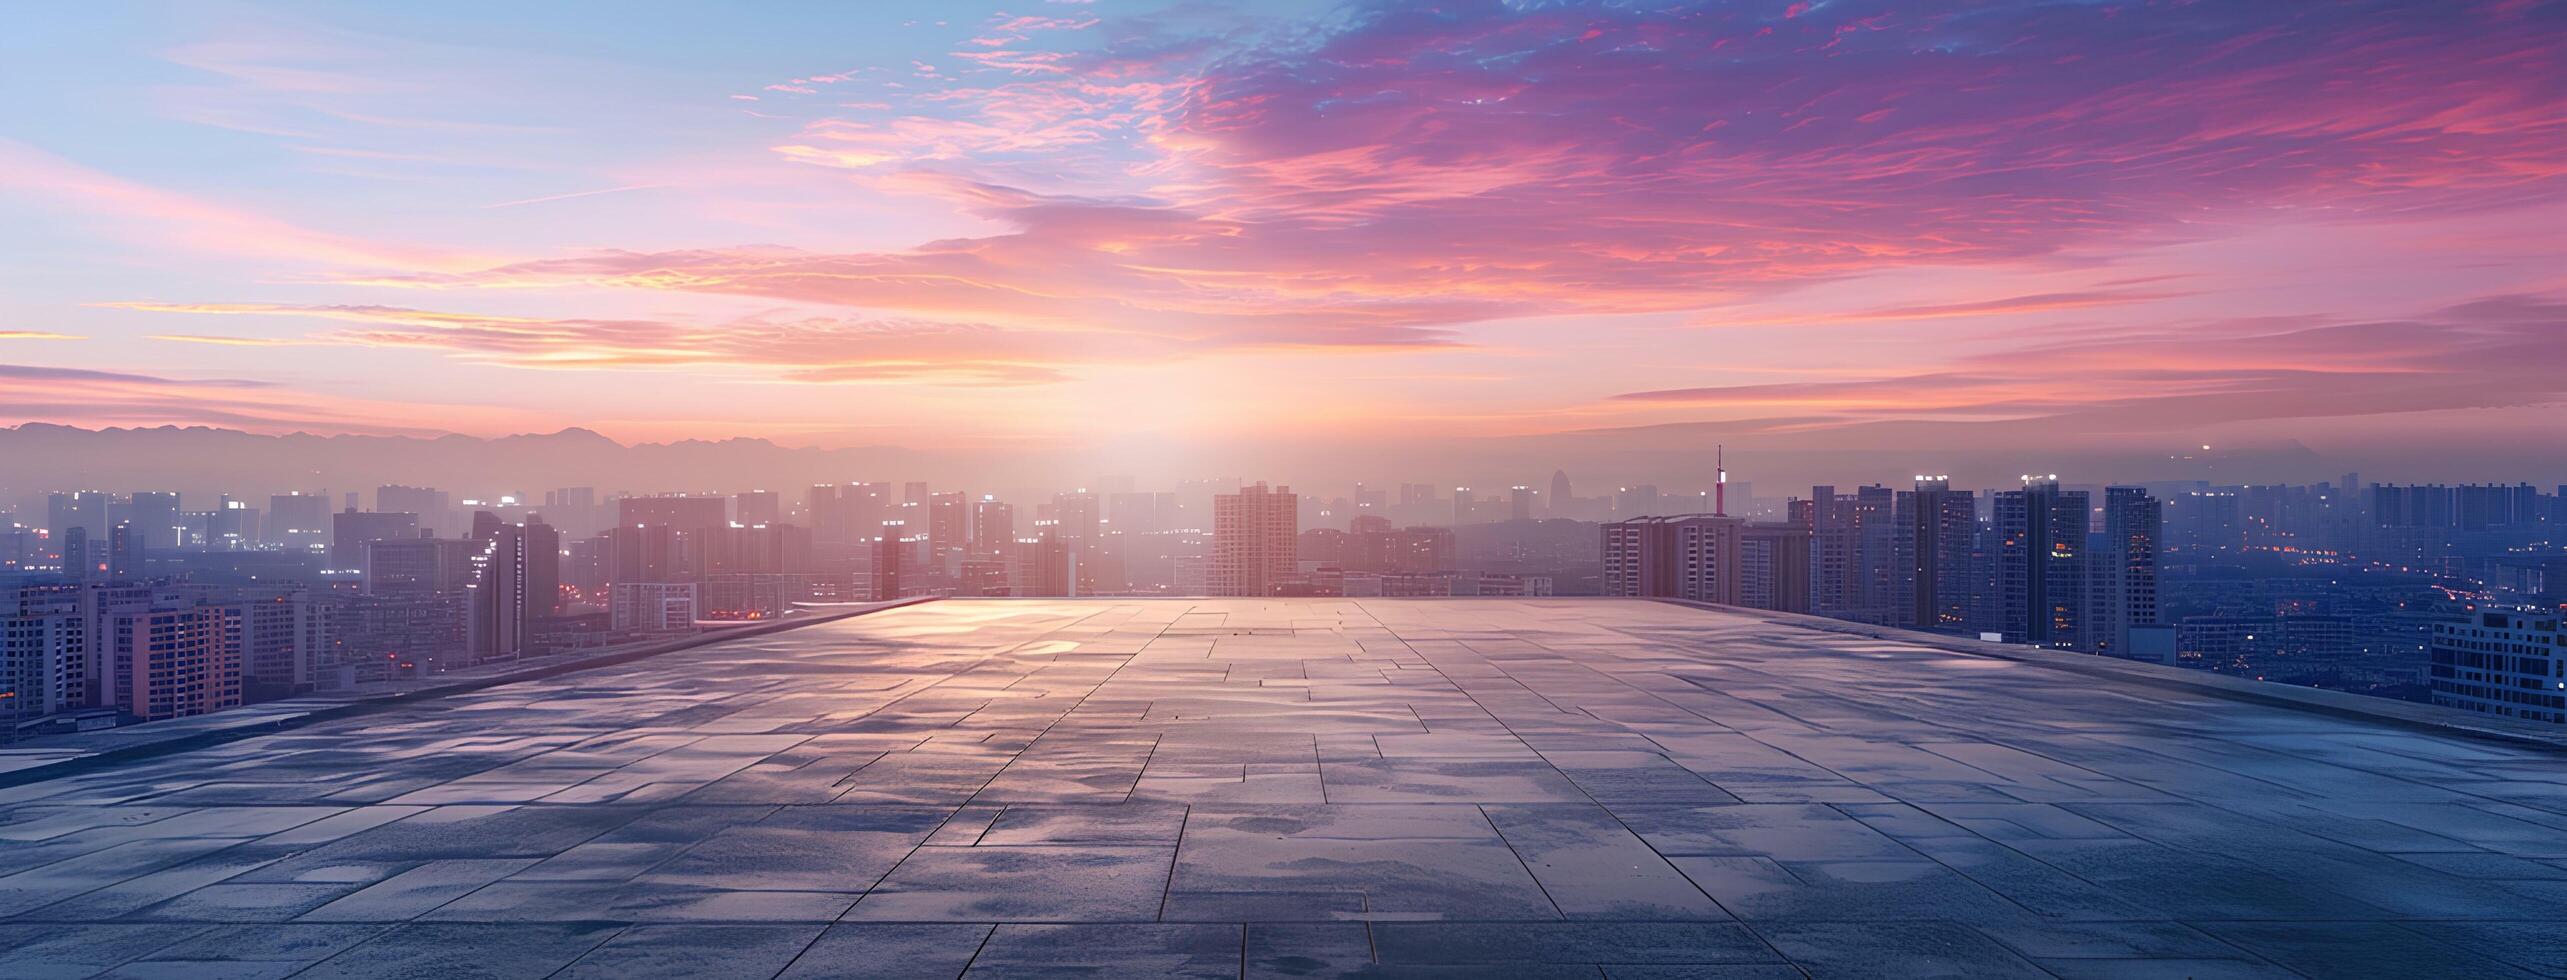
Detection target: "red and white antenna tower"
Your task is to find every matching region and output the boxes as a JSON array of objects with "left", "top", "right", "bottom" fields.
[{"left": 1715, "top": 444, "right": 1727, "bottom": 517}]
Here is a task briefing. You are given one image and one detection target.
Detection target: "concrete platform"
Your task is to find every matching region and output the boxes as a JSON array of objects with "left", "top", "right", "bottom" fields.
[{"left": 2, "top": 599, "right": 2561, "bottom": 978}]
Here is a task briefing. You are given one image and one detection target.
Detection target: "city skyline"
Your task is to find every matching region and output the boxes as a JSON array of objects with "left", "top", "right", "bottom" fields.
[
  {"left": 4, "top": 0, "right": 2564, "bottom": 481},
  {"left": 8, "top": 5, "right": 2567, "bottom": 975}
]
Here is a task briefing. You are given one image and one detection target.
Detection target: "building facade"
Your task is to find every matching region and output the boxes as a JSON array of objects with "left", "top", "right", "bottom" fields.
[
  {"left": 1211, "top": 483, "right": 1298, "bottom": 597},
  {"left": 2431, "top": 610, "right": 2564, "bottom": 724}
]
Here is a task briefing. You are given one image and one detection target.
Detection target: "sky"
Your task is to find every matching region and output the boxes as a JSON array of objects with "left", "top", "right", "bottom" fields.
[{"left": 3, "top": 0, "right": 2564, "bottom": 485}]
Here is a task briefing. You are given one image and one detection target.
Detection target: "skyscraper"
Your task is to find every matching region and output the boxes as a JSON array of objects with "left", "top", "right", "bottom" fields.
[
  {"left": 1995, "top": 476, "right": 2089, "bottom": 648},
  {"left": 468, "top": 520, "right": 559, "bottom": 662},
  {"left": 929, "top": 490, "right": 968, "bottom": 577},
  {"left": 377, "top": 485, "right": 452, "bottom": 536},
  {"left": 734, "top": 490, "right": 783, "bottom": 525},
  {"left": 971, "top": 496, "right": 1015, "bottom": 555},
  {"left": 2088, "top": 487, "right": 2161, "bottom": 659},
  {"left": 1052, "top": 491, "right": 1101, "bottom": 542},
  {"left": 127, "top": 492, "right": 183, "bottom": 549},
  {"left": 1211, "top": 483, "right": 1298, "bottom": 597},
  {"left": 868, "top": 521, "right": 905, "bottom": 601},
  {"left": 1892, "top": 477, "right": 1977, "bottom": 632},
  {"left": 331, "top": 509, "right": 419, "bottom": 570},
  {"left": 105, "top": 522, "right": 147, "bottom": 580},
  {"left": 806, "top": 484, "right": 847, "bottom": 545},
  {"left": 1738, "top": 521, "right": 1813, "bottom": 613},
  {"left": 268, "top": 492, "right": 331, "bottom": 552},
  {"left": 46, "top": 491, "right": 110, "bottom": 546}
]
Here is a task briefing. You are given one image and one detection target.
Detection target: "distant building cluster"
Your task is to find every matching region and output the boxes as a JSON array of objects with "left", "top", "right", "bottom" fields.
[
  {"left": 1602, "top": 478, "right": 2169, "bottom": 661},
  {"left": 4, "top": 470, "right": 2563, "bottom": 735}
]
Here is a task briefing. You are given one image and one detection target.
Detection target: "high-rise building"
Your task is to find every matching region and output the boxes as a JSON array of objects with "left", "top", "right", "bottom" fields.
[
  {"left": 217, "top": 592, "right": 305, "bottom": 701},
  {"left": 734, "top": 490, "right": 783, "bottom": 525},
  {"left": 267, "top": 492, "right": 331, "bottom": 553},
  {"left": 106, "top": 606, "right": 240, "bottom": 723},
  {"left": 806, "top": 484, "right": 848, "bottom": 544},
  {"left": 1794, "top": 485, "right": 1893, "bottom": 623},
  {"left": 617, "top": 494, "right": 727, "bottom": 530},
  {"left": 377, "top": 485, "right": 453, "bottom": 536},
  {"left": 1107, "top": 492, "right": 1180, "bottom": 535},
  {"left": 1548, "top": 470, "right": 1574, "bottom": 518},
  {"left": 467, "top": 521, "right": 558, "bottom": 662},
  {"left": 1345, "top": 520, "right": 1452, "bottom": 574},
  {"left": 1739, "top": 521, "right": 1813, "bottom": 613},
  {"left": 2431, "top": 610, "right": 2563, "bottom": 724},
  {"left": 2088, "top": 487, "right": 2161, "bottom": 659},
  {"left": 971, "top": 496, "right": 1015, "bottom": 555},
  {"left": 1994, "top": 476, "right": 2089, "bottom": 648},
  {"left": 1051, "top": 491, "right": 1101, "bottom": 541},
  {"left": 105, "top": 523, "right": 148, "bottom": 581},
  {"left": 604, "top": 524, "right": 688, "bottom": 584},
  {"left": 698, "top": 522, "right": 810, "bottom": 577},
  {"left": 330, "top": 509, "right": 419, "bottom": 570},
  {"left": 1601, "top": 514, "right": 1743, "bottom": 605},
  {"left": 363, "top": 537, "right": 475, "bottom": 596},
  {"left": 1211, "top": 483, "right": 1298, "bottom": 597},
  {"left": 610, "top": 582, "right": 701, "bottom": 632},
  {"left": 928, "top": 490, "right": 968, "bottom": 577},
  {"left": 0, "top": 524, "right": 37, "bottom": 572},
  {"left": 1892, "top": 477, "right": 1978, "bottom": 632},
  {"left": 203, "top": 496, "right": 260, "bottom": 551},
  {"left": 867, "top": 523, "right": 906, "bottom": 601},
  {"left": 300, "top": 590, "right": 470, "bottom": 682},
  {"left": 0, "top": 583, "right": 83, "bottom": 726},
  {"left": 522, "top": 519, "right": 563, "bottom": 617},
  {"left": 47, "top": 491, "right": 111, "bottom": 546},
  {"left": 844, "top": 483, "right": 891, "bottom": 540},
  {"left": 126, "top": 492, "right": 184, "bottom": 549}
]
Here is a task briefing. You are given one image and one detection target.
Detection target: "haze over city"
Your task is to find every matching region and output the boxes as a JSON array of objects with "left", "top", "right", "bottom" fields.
[{"left": 5, "top": 3, "right": 2567, "bottom": 978}]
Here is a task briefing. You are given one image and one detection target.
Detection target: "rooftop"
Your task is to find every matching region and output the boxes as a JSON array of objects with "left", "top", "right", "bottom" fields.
[{"left": 3, "top": 598, "right": 2563, "bottom": 978}]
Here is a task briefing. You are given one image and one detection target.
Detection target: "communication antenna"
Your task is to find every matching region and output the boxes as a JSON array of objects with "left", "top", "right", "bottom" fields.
[{"left": 1715, "top": 444, "right": 1727, "bottom": 517}]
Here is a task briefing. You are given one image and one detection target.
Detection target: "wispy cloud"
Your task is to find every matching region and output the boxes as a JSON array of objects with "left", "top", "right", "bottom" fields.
[
  {"left": 479, "top": 183, "right": 666, "bottom": 210},
  {"left": 1611, "top": 293, "right": 2567, "bottom": 432},
  {"left": 0, "top": 362, "right": 503, "bottom": 436},
  {"left": 0, "top": 140, "right": 474, "bottom": 270},
  {"left": 371, "top": 0, "right": 2566, "bottom": 350},
  {"left": 107, "top": 301, "right": 1152, "bottom": 386}
]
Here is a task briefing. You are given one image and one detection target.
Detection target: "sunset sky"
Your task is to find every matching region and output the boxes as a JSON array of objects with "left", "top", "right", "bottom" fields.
[{"left": 3, "top": 1, "right": 2563, "bottom": 482}]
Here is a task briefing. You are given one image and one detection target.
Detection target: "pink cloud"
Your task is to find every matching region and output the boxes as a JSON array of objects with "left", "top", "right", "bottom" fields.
[
  {"left": 0, "top": 140, "right": 474, "bottom": 271},
  {"left": 1609, "top": 292, "right": 2567, "bottom": 432},
  {"left": 350, "top": 0, "right": 2562, "bottom": 356},
  {"left": 0, "top": 364, "right": 518, "bottom": 436},
  {"left": 104, "top": 300, "right": 1314, "bottom": 386}
]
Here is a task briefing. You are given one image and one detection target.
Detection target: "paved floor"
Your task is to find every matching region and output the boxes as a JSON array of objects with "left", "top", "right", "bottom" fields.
[{"left": 3, "top": 599, "right": 2564, "bottom": 979}]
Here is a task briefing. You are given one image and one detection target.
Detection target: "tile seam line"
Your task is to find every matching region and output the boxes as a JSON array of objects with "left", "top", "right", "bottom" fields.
[{"left": 843, "top": 601, "right": 1177, "bottom": 922}]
